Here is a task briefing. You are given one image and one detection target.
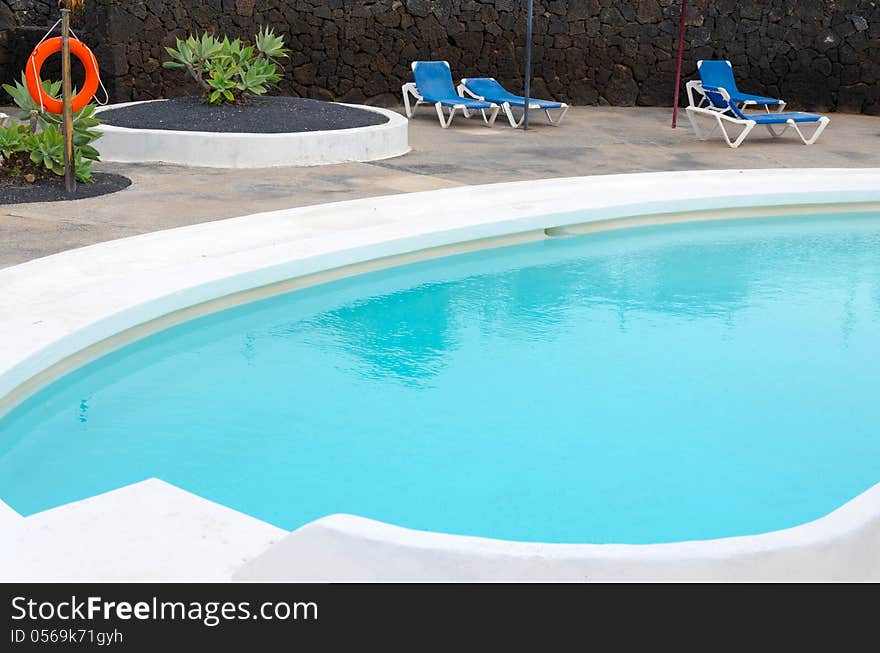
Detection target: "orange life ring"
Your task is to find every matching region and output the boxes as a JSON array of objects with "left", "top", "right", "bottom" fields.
[{"left": 25, "top": 37, "right": 100, "bottom": 114}]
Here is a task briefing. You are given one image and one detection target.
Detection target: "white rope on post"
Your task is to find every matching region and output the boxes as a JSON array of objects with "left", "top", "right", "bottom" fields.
[
  {"left": 27, "top": 21, "right": 106, "bottom": 119},
  {"left": 29, "top": 18, "right": 63, "bottom": 113},
  {"left": 70, "top": 26, "right": 109, "bottom": 105}
]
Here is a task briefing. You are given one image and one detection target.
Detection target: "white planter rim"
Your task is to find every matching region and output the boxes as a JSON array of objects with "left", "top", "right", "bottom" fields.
[{"left": 95, "top": 99, "right": 410, "bottom": 167}]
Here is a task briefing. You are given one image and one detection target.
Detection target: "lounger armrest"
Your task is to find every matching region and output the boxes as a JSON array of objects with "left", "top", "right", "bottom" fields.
[
  {"left": 401, "top": 82, "right": 423, "bottom": 118},
  {"left": 457, "top": 83, "right": 482, "bottom": 100},
  {"left": 687, "top": 104, "right": 752, "bottom": 122},
  {"left": 402, "top": 82, "right": 420, "bottom": 99},
  {"left": 685, "top": 80, "right": 704, "bottom": 108},
  {"left": 702, "top": 85, "right": 735, "bottom": 101}
]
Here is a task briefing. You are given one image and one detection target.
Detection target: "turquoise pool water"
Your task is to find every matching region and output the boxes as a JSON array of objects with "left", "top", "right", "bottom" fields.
[{"left": 2, "top": 212, "right": 879, "bottom": 544}]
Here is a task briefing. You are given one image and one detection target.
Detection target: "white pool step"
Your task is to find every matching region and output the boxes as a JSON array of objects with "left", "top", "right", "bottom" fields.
[{"left": 0, "top": 478, "right": 286, "bottom": 582}]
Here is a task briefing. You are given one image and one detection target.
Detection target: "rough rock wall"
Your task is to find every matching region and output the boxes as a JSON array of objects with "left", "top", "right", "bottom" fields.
[
  {"left": 2, "top": 0, "right": 879, "bottom": 113},
  {"left": 1, "top": 1, "right": 56, "bottom": 81},
  {"left": 1, "top": 1, "right": 89, "bottom": 97}
]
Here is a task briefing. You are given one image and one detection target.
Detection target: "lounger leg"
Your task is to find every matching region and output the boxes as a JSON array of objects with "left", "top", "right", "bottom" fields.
[
  {"left": 435, "top": 103, "right": 456, "bottom": 128},
  {"left": 481, "top": 105, "right": 500, "bottom": 127},
  {"left": 402, "top": 87, "right": 413, "bottom": 118},
  {"left": 789, "top": 117, "right": 829, "bottom": 145},
  {"left": 761, "top": 102, "right": 787, "bottom": 114},
  {"left": 718, "top": 116, "right": 755, "bottom": 148},
  {"left": 686, "top": 107, "right": 706, "bottom": 139},
  {"left": 544, "top": 105, "right": 569, "bottom": 126},
  {"left": 705, "top": 120, "right": 721, "bottom": 139},
  {"left": 765, "top": 123, "right": 790, "bottom": 138},
  {"left": 502, "top": 103, "right": 524, "bottom": 128},
  {"left": 686, "top": 107, "right": 718, "bottom": 140},
  {"left": 402, "top": 84, "right": 422, "bottom": 118}
]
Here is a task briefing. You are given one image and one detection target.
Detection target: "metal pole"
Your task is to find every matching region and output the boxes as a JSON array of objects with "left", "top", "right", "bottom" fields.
[
  {"left": 61, "top": 8, "right": 76, "bottom": 194},
  {"left": 522, "top": 0, "right": 533, "bottom": 130},
  {"left": 671, "top": 0, "right": 688, "bottom": 128}
]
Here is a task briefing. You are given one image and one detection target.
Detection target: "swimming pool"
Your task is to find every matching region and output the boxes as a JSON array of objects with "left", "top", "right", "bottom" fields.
[{"left": 2, "top": 210, "right": 879, "bottom": 545}]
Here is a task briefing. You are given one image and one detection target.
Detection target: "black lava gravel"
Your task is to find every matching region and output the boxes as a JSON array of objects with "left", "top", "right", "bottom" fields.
[
  {"left": 0, "top": 173, "right": 131, "bottom": 205},
  {"left": 99, "top": 95, "right": 389, "bottom": 133}
]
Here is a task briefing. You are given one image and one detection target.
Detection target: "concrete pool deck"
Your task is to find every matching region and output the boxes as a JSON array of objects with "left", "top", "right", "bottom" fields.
[{"left": 2, "top": 106, "right": 880, "bottom": 267}]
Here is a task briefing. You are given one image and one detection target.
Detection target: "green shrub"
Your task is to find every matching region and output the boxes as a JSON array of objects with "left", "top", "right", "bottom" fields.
[
  {"left": 163, "top": 28, "right": 289, "bottom": 105},
  {"left": 0, "top": 74, "right": 102, "bottom": 183}
]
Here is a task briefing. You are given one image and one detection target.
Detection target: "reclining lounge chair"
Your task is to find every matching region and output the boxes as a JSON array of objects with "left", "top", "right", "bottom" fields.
[
  {"left": 685, "top": 85, "right": 829, "bottom": 148},
  {"left": 402, "top": 61, "right": 500, "bottom": 128},
  {"left": 458, "top": 78, "right": 569, "bottom": 127},
  {"left": 687, "top": 60, "right": 786, "bottom": 113}
]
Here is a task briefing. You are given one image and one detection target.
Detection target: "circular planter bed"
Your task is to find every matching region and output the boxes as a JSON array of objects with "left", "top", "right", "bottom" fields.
[
  {"left": 96, "top": 96, "right": 409, "bottom": 168},
  {"left": 0, "top": 173, "right": 131, "bottom": 205}
]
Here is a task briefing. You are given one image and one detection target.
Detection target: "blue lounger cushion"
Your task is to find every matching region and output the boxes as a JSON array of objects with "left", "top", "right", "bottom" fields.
[
  {"left": 729, "top": 91, "right": 785, "bottom": 106},
  {"left": 698, "top": 60, "right": 783, "bottom": 107},
  {"left": 746, "top": 111, "right": 823, "bottom": 124},
  {"left": 702, "top": 87, "right": 822, "bottom": 124},
  {"left": 461, "top": 78, "right": 564, "bottom": 109},
  {"left": 433, "top": 96, "right": 495, "bottom": 109},
  {"left": 412, "top": 61, "right": 495, "bottom": 109}
]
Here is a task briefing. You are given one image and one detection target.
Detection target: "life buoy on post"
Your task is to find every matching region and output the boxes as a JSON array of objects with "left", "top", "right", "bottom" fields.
[{"left": 25, "top": 36, "right": 100, "bottom": 114}]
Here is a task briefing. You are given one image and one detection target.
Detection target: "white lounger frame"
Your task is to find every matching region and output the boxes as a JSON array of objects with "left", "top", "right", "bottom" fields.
[
  {"left": 685, "top": 87, "right": 829, "bottom": 148},
  {"left": 691, "top": 60, "right": 787, "bottom": 113},
  {"left": 401, "top": 76, "right": 499, "bottom": 129},
  {"left": 457, "top": 83, "right": 569, "bottom": 128},
  {"left": 686, "top": 80, "right": 787, "bottom": 113}
]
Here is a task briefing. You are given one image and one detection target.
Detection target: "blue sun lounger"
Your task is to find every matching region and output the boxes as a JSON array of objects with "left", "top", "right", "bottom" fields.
[
  {"left": 687, "top": 60, "right": 786, "bottom": 113},
  {"left": 402, "top": 61, "right": 500, "bottom": 128},
  {"left": 685, "top": 85, "right": 829, "bottom": 148},
  {"left": 458, "top": 77, "right": 569, "bottom": 127}
]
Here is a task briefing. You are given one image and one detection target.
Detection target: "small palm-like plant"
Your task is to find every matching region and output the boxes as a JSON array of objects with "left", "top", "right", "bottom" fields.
[
  {"left": 0, "top": 0, "right": 99, "bottom": 184},
  {"left": 0, "top": 126, "right": 24, "bottom": 160},
  {"left": 0, "top": 74, "right": 102, "bottom": 182},
  {"left": 28, "top": 128, "right": 66, "bottom": 176},
  {"left": 163, "top": 27, "right": 289, "bottom": 105}
]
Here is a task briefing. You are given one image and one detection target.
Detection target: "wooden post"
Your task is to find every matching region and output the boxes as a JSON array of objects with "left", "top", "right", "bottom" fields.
[
  {"left": 522, "top": 0, "right": 534, "bottom": 130},
  {"left": 61, "top": 8, "right": 76, "bottom": 194},
  {"left": 671, "top": 0, "right": 688, "bottom": 128}
]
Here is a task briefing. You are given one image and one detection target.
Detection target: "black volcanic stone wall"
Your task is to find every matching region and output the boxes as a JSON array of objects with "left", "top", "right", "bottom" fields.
[
  {"left": 2, "top": 0, "right": 89, "bottom": 95},
  {"left": 2, "top": 0, "right": 879, "bottom": 114},
  {"left": 1, "top": 1, "right": 56, "bottom": 80}
]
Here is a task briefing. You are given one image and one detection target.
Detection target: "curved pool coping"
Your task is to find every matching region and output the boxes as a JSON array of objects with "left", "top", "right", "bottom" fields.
[
  {"left": 95, "top": 100, "right": 409, "bottom": 167},
  {"left": 2, "top": 168, "right": 880, "bottom": 581}
]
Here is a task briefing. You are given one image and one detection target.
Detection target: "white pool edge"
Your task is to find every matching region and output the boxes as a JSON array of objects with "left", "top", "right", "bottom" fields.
[
  {"left": 233, "top": 484, "right": 880, "bottom": 581},
  {"left": 95, "top": 100, "right": 410, "bottom": 167},
  {"left": 2, "top": 168, "right": 880, "bottom": 581}
]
